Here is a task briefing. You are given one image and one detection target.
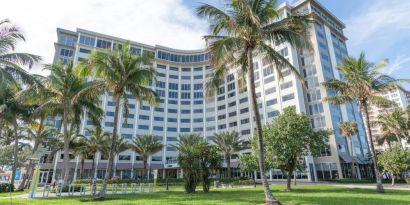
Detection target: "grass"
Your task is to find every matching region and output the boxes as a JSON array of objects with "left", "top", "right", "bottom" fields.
[{"left": 0, "top": 184, "right": 409, "bottom": 205}]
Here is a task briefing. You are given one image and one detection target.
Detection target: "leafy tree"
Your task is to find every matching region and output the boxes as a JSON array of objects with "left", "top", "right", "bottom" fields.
[
  {"left": 373, "top": 108, "right": 409, "bottom": 149},
  {"left": 197, "top": 0, "right": 311, "bottom": 203},
  {"left": 323, "top": 52, "right": 408, "bottom": 193},
  {"left": 82, "top": 43, "right": 158, "bottom": 199},
  {"left": 261, "top": 107, "right": 330, "bottom": 191},
  {"left": 339, "top": 121, "right": 358, "bottom": 179},
  {"left": 378, "top": 146, "right": 410, "bottom": 186},
  {"left": 176, "top": 133, "right": 203, "bottom": 193},
  {"left": 129, "top": 134, "right": 163, "bottom": 178},
  {"left": 213, "top": 131, "right": 246, "bottom": 177}
]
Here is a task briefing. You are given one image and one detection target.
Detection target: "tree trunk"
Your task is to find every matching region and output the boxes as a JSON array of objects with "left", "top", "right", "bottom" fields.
[
  {"left": 92, "top": 155, "right": 96, "bottom": 178},
  {"left": 362, "top": 102, "right": 384, "bottom": 193},
  {"left": 391, "top": 174, "right": 395, "bottom": 186},
  {"left": 227, "top": 155, "right": 231, "bottom": 178},
  {"left": 80, "top": 157, "right": 85, "bottom": 179},
  {"left": 62, "top": 104, "right": 70, "bottom": 184},
  {"left": 286, "top": 170, "right": 292, "bottom": 191},
  {"left": 293, "top": 172, "right": 297, "bottom": 186},
  {"left": 143, "top": 160, "right": 147, "bottom": 178},
  {"left": 349, "top": 136, "right": 356, "bottom": 179},
  {"left": 11, "top": 119, "right": 19, "bottom": 187},
  {"left": 247, "top": 49, "right": 279, "bottom": 205},
  {"left": 96, "top": 96, "right": 120, "bottom": 199}
]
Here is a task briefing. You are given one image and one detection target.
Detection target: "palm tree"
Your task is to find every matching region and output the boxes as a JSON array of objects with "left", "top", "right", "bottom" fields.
[
  {"left": 175, "top": 133, "right": 204, "bottom": 193},
  {"left": 0, "top": 84, "right": 35, "bottom": 186},
  {"left": 70, "top": 134, "right": 89, "bottom": 180},
  {"left": 82, "top": 43, "right": 159, "bottom": 199},
  {"left": 339, "top": 121, "right": 358, "bottom": 179},
  {"left": 129, "top": 134, "right": 163, "bottom": 178},
  {"left": 85, "top": 127, "right": 110, "bottom": 179},
  {"left": 29, "top": 61, "right": 104, "bottom": 184},
  {"left": 112, "top": 137, "right": 129, "bottom": 178},
  {"left": 0, "top": 19, "right": 41, "bottom": 89},
  {"left": 197, "top": 1, "right": 311, "bottom": 203},
  {"left": 323, "top": 52, "right": 408, "bottom": 193},
  {"left": 376, "top": 133, "right": 397, "bottom": 150},
  {"left": 373, "top": 108, "right": 409, "bottom": 149},
  {"left": 213, "top": 131, "right": 246, "bottom": 178}
]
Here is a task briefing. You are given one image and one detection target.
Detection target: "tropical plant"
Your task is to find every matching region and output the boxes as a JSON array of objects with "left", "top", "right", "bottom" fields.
[
  {"left": 26, "top": 61, "right": 104, "bottom": 184},
  {"left": 260, "top": 107, "right": 329, "bottom": 191},
  {"left": 112, "top": 137, "right": 129, "bottom": 178},
  {"left": 196, "top": 142, "right": 222, "bottom": 192},
  {"left": 85, "top": 127, "right": 110, "bottom": 179},
  {"left": 0, "top": 19, "right": 41, "bottom": 92},
  {"left": 378, "top": 146, "right": 410, "bottom": 186},
  {"left": 373, "top": 108, "right": 409, "bottom": 149},
  {"left": 0, "top": 84, "right": 35, "bottom": 186},
  {"left": 129, "top": 134, "right": 163, "bottom": 178},
  {"left": 323, "top": 52, "right": 408, "bottom": 193},
  {"left": 82, "top": 43, "right": 159, "bottom": 199},
  {"left": 176, "top": 133, "right": 203, "bottom": 193},
  {"left": 213, "top": 131, "right": 246, "bottom": 178},
  {"left": 197, "top": 1, "right": 311, "bottom": 203},
  {"left": 339, "top": 121, "right": 358, "bottom": 179},
  {"left": 376, "top": 133, "right": 398, "bottom": 150}
]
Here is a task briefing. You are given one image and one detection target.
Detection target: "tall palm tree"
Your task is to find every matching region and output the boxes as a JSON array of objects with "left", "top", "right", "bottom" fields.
[
  {"left": 213, "top": 131, "right": 246, "bottom": 178},
  {"left": 323, "top": 52, "right": 408, "bottom": 193},
  {"left": 129, "top": 134, "right": 163, "bottom": 178},
  {"left": 28, "top": 61, "right": 104, "bottom": 184},
  {"left": 339, "top": 121, "right": 358, "bottom": 179},
  {"left": 85, "top": 127, "right": 110, "bottom": 179},
  {"left": 0, "top": 19, "right": 41, "bottom": 90},
  {"left": 373, "top": 108, "right": 409, "bottom": 149},
  {"left": 82, "top": 43, "right": 159, "bottom": 198},
  {"left": 197, "top": 1, "right": 311, "bottom": 203},
  {"left": 0, "top": 84, "right": 35, "bottom": 186}
]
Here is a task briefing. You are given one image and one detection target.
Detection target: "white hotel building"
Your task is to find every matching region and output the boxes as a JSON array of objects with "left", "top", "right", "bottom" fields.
[{"left": 38, "top": 0, "right": 373, "bottom": 184}]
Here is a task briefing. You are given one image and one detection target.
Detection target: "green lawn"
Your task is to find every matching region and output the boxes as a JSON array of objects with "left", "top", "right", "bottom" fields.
[{"left": 0, "top": 184, "right": 409, "bottom": 205}]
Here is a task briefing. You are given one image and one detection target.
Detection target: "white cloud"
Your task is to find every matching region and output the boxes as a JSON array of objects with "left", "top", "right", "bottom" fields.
[
  {"left": 2, "top": 0, "right": 209, "bottom": 74},
  {"left": 345, "top": 0, "right": 410, "bottom": 57},
  {"left": 383, "top": 55, "right": 410, "bottom": 75}
]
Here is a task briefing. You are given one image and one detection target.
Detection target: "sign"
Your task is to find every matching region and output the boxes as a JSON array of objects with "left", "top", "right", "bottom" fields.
[{"left": 15, "top": 169, "right": 21, "bottom": 180}]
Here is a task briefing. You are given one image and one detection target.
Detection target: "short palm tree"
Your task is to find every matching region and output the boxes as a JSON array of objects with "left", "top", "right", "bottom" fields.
[
  {"left": 130, "top": 134, "right": 163, "bottom": 177},
  {"left": 373, "top": 108, "right": 409, "bottom": 149},
  {"left": 323, "top": 52, "right": 408, "bottom": 193},
  {"left": 0, "top": 19, "right": 41, "bottom": 90},
  {"left": 29, "top": 61, "right": 104, "bottom": 184},
  {"left": 197, "top": 1, "right": 311, "bottom": 203},
  {"left": 213, "top": 131, "right": 246, "bottom": 178},
  {"left": 85, "top": 127, "right": 110, "bottom": 179},
  {"left": 339, "top": 121, "right": 358, "bottom": 179},
  {"left": 82, "top": 43, "right": 159, "bottom": 198}
]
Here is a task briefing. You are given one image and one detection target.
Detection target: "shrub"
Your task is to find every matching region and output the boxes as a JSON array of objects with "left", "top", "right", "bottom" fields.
[
  {"left": 0, "top": 183, "right": 14, "bottom": 193},
  {"left": 51, "top": 185, "right": 82, "bottom": 193}
]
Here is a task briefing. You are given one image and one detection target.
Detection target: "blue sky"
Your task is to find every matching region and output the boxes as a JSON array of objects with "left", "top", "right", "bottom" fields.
[
  {"left": 3, "top": 0, "right": 409, "bottom": 88},
  {"left": 183, "top": 0, "right": 410, "bottom": 88}
]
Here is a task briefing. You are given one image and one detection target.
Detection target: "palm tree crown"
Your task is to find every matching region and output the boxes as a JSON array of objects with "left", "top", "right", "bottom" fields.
[
  {"left": 373, "top": 108, "right": 409, "bottom": 149},
  {"left": 130, "top": 134, "right": 163, "bottom": 177},
  {"left": 339, "top": 121, "right": 358, "bottom": 139},
  {"left": 213, "top": 131, "right": 246, "bottom": 177}
]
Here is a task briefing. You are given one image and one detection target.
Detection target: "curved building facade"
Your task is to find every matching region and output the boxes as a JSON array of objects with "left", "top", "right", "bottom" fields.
[{"left": 39, "top": 0, "right": 372, "bottom": 184}]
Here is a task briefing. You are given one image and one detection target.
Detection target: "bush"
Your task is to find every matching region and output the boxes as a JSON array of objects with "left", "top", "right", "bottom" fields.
[
  {"left": 0, "top": 183, "right": 14, "bottom": 193},
  {"left": 323, "top": 178, "right": 407, "bottom": 184},
  {"left": 73, "top": 178, "right": 185, "bottom": 186},
  {"left": 51, "top": 185, "right": 82, "bottom": 193}
]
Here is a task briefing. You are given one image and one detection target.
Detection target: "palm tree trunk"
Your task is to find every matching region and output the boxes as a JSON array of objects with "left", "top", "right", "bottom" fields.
[
  {"left": 97, "top": 95, "right": 120, "bottom": 199},
  {"left": 18, "top": 140, "right": 39, "bottom": 190},
  {"left": 286, "top": 170, "right": 292, "bottom": 191},
  {"left": 62, "top": 104, "right": 70, "bottom": 184},
  {"left": 362, "top": 102, "right": 384, "bottom": 193},
  {"left": 247, "top": 49, "right": 279, "bottom": 205},
  {"left": 80, "top": 157, "right": 85, "bottom": 179},
  {"left": 92, "top": 155, "right": 96, "bottom": 178},
  {"left": 349, "top": 136, "right": 356, "bottom": 179},
  {"left": 293, "top": 172, "right": 297, "bottom": 186},
  {"left": 143, "top": 160, "right": 147, "bottom": 178},
  {"left": 393, "top": 132, "right": 405, "bottom": 150},
  {"left": 11, "top": 119, "right": 19, "bottom": 187},
  {"left": 227, "top": 155, "right": 231, "bottom": 178}
]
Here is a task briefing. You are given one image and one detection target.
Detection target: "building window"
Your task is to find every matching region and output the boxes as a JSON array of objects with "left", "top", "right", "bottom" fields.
[
  {"left": 240, "top": 97, "right": 248, "bottom": 104},
  {"left": 280, "top": 81, "right": 293, "bottom": 90},
  {"left": 119, "top": 155, "right": 131, "bottom": 161},
  {"left": 240, "top": 118, "right": 249, "bottom": 124},
  {"left": 138, "top": 125, "right": 149, "bottom": 130},
  {"left": 96, "top": 39, "right": 112, "bottom": 49},
  {"left": 168, "top": 83, "right": 178, "bottom": 90},
  {"left": 282, "top": 93, "right": 295, "bottom": 102},
  {"left": 79, "top": 35, "right": 95, "bottom": 46},
  {"left": 153, "top": 126, "right": 163, "bottom": 131},
  {"left": 218, "top": 114, "right": 226, "bottom": 120},
  {"left": 194, "top": 84, "right": 203, "bottom": 90},
  {"left": 168, "top": 118, "right": 177, "bottom": 122},
  {"left": 154, "top": 116, "right": 164, "bottom": 121},
  {"left": 229, "top": 111, "right": 237, "bottom": 117},
  {"left": 266, "top": 99, "right": 278, "bottom": 106},
  {"left": 240, "top": 107, "right": 249, "bottom": 114}
]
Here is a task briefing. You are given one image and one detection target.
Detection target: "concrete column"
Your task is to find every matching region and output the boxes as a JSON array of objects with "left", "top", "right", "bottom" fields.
[
  {"left": 254, "top": 171, "right": 257, "bottom": 180},
  {"left": 93, "top": 152, "right": 100, "bottom": 179},
  {"left": 131, "top": 152, "right": 135, "bottom": 179},
  {"left": 113, "top": 154, "right": 118, "bottom": 177},
  {"left": 72, "top": 155, "right": 79, "bottom": 182},
  {"left": 269, "top": 170, "right": 273, "bottom": 180},
  {"left": 51, "top": 151, "right": 60, "bottom": 183}
]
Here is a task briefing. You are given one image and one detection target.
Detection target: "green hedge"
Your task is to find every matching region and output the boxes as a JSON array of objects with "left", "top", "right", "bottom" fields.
[
  {"left": 73, "top": 178, "right": 185, "bottom": 185},
  {"left": 0, "top": 183, "right": 14, "bottom": 193},
  {"left": 323, "top": 178, "right": 407, "bottom": 184},
  {"left": 51, "top": 185, "right": 82, "bottom": 193}
]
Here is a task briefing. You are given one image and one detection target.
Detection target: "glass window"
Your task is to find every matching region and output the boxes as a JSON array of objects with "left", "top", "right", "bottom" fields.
[
  {"left": 138, "top": 125, "right": 149, "bottom": 130},
  {"left": 96, "top": 39, "right": 112, "bottom": 49},
  {"left": 168, "top": 118, "right": 177, "bottom": 122}
]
